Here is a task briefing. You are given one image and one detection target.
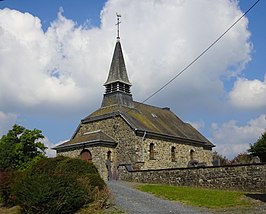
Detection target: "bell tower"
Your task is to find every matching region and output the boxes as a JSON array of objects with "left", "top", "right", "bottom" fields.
[{"left": 101, "top": 14, "right": 134, "bottom": 108}]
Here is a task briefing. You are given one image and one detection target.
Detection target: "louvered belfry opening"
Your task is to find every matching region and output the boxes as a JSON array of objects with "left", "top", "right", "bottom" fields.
[{"left": 105, "top": 82, "right": 131, "bottom": 94}]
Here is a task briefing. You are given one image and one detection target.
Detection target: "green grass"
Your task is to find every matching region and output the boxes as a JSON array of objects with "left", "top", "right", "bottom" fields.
[{"left": 137, "top": 184, "right": 251, "bottom": 208}]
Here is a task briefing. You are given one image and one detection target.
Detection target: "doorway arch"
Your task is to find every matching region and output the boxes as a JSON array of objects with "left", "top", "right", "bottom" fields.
[{"left": 80, "top": 149, "right": 92, "bottom": 162}]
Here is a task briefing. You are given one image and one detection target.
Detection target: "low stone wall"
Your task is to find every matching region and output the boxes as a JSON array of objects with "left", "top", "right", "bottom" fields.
[{"left": 119, "top": 163, "right": 266, "bottom": 193}]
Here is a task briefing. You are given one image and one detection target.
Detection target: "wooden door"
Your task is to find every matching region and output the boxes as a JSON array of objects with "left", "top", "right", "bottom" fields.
[{"left": 80, "top": 150, "right": 92, "bottom": 162}]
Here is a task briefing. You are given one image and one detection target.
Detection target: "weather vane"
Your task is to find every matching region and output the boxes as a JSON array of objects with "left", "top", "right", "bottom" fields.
[{"left": 116, "top": 13, "right": 121, "bottom": 39}]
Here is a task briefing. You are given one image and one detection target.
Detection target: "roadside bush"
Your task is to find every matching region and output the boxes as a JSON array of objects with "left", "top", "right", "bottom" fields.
[
  {"left": 11, "top": 156, "right": 106, "bottom": 214},
  {"left": 0, "top": 170, "right": 14, "bottom": 207}
]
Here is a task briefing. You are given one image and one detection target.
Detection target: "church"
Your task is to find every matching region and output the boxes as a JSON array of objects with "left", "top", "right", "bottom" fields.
[{"left": 54, "top": 21, "right": 214, "bottom": 180}]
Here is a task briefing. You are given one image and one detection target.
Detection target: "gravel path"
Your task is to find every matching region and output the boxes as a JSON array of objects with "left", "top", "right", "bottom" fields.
[{"left": 107, "top": 181, "right": 210, "bottom": 214}]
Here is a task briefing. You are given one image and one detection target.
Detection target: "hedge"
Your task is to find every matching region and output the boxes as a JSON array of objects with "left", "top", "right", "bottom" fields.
[{"left": 1, "top": 156, "right": 106, "bottom": 214}]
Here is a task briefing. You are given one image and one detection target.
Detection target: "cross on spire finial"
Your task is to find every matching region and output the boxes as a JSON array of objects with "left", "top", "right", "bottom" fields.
[{"left": 116, "top": 13, "right": 121, "bottom": 39}]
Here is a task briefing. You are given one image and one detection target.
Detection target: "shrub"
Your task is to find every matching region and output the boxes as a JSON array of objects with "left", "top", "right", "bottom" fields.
[
  {"left": 12, "top": 172, "right": 87, "bottom": 214},
  {"left": 11, "top": 156, "right": 106, "bottom": 214},
  {"left": 0, "top": 170, "right": 14, "bottom": 206}
]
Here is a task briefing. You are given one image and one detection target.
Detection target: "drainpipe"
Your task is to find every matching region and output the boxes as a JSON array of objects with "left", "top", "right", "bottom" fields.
[{"left": 141, "top": 131, "right": 147, "bottom": 162}]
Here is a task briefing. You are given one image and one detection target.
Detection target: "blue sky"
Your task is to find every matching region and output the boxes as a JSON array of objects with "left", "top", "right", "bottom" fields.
[{"left": 0, "top": 0, "right": 265, "bottom": 158}]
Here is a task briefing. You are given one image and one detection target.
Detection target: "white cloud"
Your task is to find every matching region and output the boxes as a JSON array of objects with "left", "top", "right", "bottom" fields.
[
  {"left": 187, "top": 120, "right": 205, "bottom": 131},
  {"left": 0, "top": 9, "right": 87, "bottom": 115},
  {"left": 0, "top": 111, "right": 17, "bottom": 136},
  {"left": 42, "top": 137, "right": 57, "bottom": 157},
  {"left": 229, "top": 75, "right": 266, "bottom": 110},
  {"left": 210, "top": 114, "right": 266, "bottom": 159},
  {"left": 0, "top": 0, "right": 251, "bottom": 116},
  {"left": 48, "top": 139, "right": 70, "bottom": 158}
]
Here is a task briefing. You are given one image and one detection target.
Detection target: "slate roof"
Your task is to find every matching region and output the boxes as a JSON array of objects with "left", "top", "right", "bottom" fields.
[
  {"left": 54, "top": 130, "right": 117, "bottom": 150},
  {"left": 81, "top": 102, "right": 214, "bottom": 149},
  {"left": 104, "top": 39, "right": 131, "bottom": 86}
]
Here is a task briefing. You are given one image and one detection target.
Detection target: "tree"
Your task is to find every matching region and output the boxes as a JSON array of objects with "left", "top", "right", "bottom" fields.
[
  {"left": 230, "top": 152, "right": 251, "bottom": 165},
  {"left": 0, "top": 124, "right": 46, "bottom": 171},
  {"left": 248, "top": 131, "right": 266, "bottom": 162}
]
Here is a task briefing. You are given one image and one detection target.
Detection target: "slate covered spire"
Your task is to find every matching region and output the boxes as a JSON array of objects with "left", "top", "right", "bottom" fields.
[
  {"left": 104, "top": 39, "right": 132, "bottom": 90},
  {"left": 101, "top": 38, "right": 134, "bottom": 108}
]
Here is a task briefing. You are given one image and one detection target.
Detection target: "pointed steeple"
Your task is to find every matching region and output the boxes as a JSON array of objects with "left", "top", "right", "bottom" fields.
[
  {"left": 101, "top": 14, "right": 133, "bottom": 108},
  {"left": 101, "top": 38, "right": 133, "bottom": 108},
  {"left": 104, "top": 39, "right": 132, "bottom": 88}
]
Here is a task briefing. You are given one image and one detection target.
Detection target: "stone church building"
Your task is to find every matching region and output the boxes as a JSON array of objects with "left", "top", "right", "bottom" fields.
[{"left": 54, "top": 35, "right": 214, "bottom": 180}]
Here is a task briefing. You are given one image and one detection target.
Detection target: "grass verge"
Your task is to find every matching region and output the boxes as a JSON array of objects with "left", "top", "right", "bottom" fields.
[{"left": 137, "top": 184, "right": 251, "bottom": 209}]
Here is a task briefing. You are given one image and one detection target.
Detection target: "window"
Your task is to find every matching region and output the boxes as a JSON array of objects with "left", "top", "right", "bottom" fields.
[
  {"left": 107, "top": 151, "right": 112, "bottom": 161},
  {"left": 171, "top": 146, "right": 176, "bottom": 162},
  {"left": 149, "top": 143, "right": 155, "bottom": 160},
  {"left": 190, "top": 149, "right": 195, "bottom": 161}
]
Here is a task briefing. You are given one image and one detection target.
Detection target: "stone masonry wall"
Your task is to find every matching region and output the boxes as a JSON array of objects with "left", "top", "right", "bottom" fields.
[
  {"left": 119, "top": 163, "right": 266, "bottom": 193},
  {"left": 58, "top": 115, "right": 213, "bottom": 180},
  {"left": 141, "top": 138, "right": 212, "bottom": 169},
  {"left": 58, "top": 116, "right": 141, "bottom": 180},
  {"left": 75, "top": 116, "right": 213, "bottom": 169},
  {"left": 77, "top": 117, "right": 142, "bottom": 165}
]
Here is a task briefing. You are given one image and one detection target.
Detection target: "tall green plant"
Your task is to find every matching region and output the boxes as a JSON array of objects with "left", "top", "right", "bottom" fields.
[
  {"left": 249, "top": 131, "right": 266, "bottom": 162},
  {"left": 0, "top": 124, "right": 46, "bottom": 171},
  {"left": 11, "top": 156, "right": 105, "bottom": 214},
  {"left": 0, "top": 171, "right": 14, "bottom": 207}
]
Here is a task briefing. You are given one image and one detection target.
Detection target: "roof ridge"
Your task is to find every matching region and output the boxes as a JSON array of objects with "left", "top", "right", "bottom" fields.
[{"left": 133, "top": 101, "right": 171, "bottom": 111}]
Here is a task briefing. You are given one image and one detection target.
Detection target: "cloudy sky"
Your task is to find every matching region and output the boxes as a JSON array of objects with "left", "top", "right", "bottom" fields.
[{"left": 0, "top": 0, "right": 265, "bottom": 159}]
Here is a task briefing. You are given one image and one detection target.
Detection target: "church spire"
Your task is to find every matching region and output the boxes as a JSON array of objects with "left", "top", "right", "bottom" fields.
[
  {"left": 104, "top": 40, "right": 132, "bottom": 89},
  {"left": 101, "top": 14, "right": 133, "bottom": 108}
]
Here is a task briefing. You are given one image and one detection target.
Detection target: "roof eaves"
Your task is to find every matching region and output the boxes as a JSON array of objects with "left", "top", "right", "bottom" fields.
[
  {"left": 53, "top": 140, "right": 118, "bottom": 151},
  {"left": 135, "top": 129, "right": 215, "bottom": 148},
  {"left": 104, "top": 80, "right": 132, "bottom": 86}
]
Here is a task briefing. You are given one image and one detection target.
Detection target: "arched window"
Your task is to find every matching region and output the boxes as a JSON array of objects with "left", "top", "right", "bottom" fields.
[
  {"left": 149, "top": 143, "right": 155, "bottom": 160},
  {"left": 190, "top": 149, "right": 195, "bottom": 161},
  {"left": 171, "top": 146, "right": 176, "bottom": 162},
  {"left": 80, "top": 149, "right": 92, "bottom": 162},
  {"left": 107, "top": 151, "right": 112, "bottom": 161}
]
